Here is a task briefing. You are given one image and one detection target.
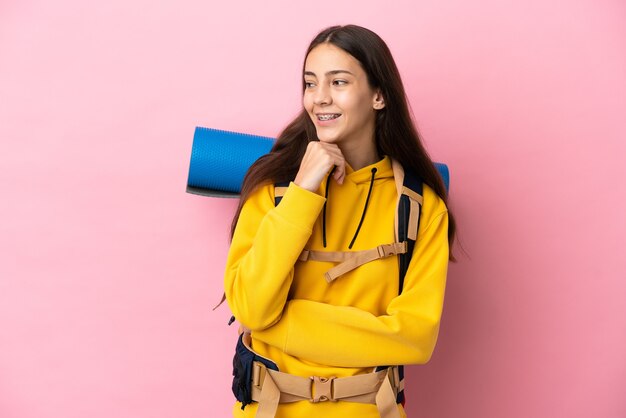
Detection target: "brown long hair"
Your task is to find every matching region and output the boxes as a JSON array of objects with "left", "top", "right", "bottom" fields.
[{"left": 231, "top": 24, "right": 456, "bottom": 259}]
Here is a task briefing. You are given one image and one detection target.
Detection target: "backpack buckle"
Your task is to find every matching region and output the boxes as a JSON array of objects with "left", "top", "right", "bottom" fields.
[
  {"left": 377, "top": 242, "right": 406, "bottom": 258},
  {"left": 309, "top": 375, "right": 337, "bottom": 402},
  {"left": 252, "top": 361, "right": 267, "bottom": 389}
]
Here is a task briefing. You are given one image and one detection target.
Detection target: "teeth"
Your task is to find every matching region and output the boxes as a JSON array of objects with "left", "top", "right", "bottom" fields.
[{"left": 318, "top": 114, "right": 340, "bottom": 121}]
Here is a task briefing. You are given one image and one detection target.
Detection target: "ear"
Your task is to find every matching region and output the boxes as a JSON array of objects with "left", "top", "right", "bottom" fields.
[{"left": 372, "top": 89, "right": 385, "bottom": 110}]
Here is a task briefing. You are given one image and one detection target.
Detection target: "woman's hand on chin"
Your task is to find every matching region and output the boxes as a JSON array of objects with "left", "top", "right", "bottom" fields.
[{"left": 294, "top": 141, "right": 346, "bottom": 193}]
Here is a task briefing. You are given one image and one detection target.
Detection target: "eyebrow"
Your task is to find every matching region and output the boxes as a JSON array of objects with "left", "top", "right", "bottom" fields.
[{"left": 303, "top": 70, "right": 355, "bottom": 77}]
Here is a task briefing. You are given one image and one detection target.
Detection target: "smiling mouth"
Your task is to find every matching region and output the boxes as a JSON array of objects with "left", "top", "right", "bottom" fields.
[{"left": 317, "top": 114, "right": 341, "bottom": 121}]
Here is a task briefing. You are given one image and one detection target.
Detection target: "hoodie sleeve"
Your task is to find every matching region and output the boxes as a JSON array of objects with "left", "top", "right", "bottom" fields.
[
  {"left": 224, "top": 182, "right": 326, "bottom": 331},
  {"left": 253, "top": 187, "right": 449, "bottom": 367}
]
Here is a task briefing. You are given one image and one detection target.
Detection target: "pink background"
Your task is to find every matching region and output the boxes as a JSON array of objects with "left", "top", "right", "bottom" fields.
[{"left": 1, "top": 0, "right": 625, "bottom": 417}]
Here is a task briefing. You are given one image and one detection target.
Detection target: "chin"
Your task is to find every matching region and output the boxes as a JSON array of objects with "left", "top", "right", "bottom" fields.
[{"left": 316, "top": 131, "right": 341, "bottom": 143}]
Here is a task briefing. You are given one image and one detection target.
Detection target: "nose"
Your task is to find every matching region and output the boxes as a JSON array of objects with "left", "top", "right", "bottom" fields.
[{"left": 313, "top": 83, "right": 331, "bottom": 106}]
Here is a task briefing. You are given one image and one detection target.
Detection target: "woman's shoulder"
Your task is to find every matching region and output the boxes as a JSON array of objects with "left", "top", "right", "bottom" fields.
[
  {"left": 245, "top": 181, "right": 275, "bottom": 204},
  {"left": 238, "top": 182, "right": 276, "bottom": 221}
]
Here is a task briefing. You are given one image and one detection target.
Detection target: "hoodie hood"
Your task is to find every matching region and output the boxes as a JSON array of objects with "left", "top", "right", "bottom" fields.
[{"left": 343, "top": 155, "right": 394, "bottom": 185}]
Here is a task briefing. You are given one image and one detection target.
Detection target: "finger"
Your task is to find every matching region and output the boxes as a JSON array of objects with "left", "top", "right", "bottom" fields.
[
  {"left": 332, "top": 160, "right": 346, "bottom": 184},
  {"left": 333, "top": 171, "right": 343, "bottom": 185},
  {"left": 321, "top": 145, "right": 345, "bottom": 184},
  {"left": 318, "top": 146, "right": 345, "bottom": 173}
]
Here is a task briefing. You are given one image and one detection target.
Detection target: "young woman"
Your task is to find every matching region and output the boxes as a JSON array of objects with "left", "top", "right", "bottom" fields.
[{"left": 224, "top": 24, "right": 456, "bottom": 418}]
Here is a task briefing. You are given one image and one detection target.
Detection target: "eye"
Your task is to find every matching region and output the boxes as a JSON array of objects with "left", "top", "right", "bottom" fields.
[
  {"left": 304, "top": 81, "right": 316, "bottom": 88},
  {"left": 333, "top": 79, "right": 348, "bottom": 86}
]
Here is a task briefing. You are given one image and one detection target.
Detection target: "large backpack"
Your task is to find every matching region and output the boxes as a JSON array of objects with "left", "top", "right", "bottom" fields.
[{"left": 271, "top": 158, "right": 425, "bottom": 406}]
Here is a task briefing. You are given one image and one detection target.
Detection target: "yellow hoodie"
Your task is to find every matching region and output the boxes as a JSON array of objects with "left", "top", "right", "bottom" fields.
[{"left": 224, "top": 155, "right": 449, "bottom": 418}]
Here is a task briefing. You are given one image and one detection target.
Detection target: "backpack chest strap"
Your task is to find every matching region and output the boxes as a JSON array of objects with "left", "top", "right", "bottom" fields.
[{"left": 298, "top": 242, "right": 408, "bottom": 283}]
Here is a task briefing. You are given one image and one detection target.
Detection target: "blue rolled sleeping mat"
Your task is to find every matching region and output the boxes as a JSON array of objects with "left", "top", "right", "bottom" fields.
[{"left": 186, "top": 127, "right": 450, "bottom": 198}]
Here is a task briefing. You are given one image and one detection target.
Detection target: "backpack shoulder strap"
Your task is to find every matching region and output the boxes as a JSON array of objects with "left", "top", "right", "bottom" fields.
[
  {"left": 274, "top": 181, "right": 290, "bottom": 206},
  {"left": 388, "top": 159, "right": 424, "bottom": 406},
  {"left": 391, "top": 159, "right": 424, "bottom": 294}
]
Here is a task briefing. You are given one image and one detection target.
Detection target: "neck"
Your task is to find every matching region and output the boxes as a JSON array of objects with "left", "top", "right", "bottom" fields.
[{"left": 340, "top": 138, "right": 380, "bottom": 170}]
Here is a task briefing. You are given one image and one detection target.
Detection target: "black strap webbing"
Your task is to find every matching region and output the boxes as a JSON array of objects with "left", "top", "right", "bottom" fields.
[{"left": 397, "top": 166, "right": 423, "bottom": 293}]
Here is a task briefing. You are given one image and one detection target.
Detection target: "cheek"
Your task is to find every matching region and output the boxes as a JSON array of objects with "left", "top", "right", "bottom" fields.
[
  {"left": 339, "top": 97, "right": 367, "bottom": 120},
  {"left": 302, "top": 93, "right": 313, "bottom": 111},
  {"left": 335, "top": 90, "right": 363, "bottom": 111}
]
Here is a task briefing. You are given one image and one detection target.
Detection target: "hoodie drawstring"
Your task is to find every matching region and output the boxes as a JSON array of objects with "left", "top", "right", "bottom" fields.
[
  {"left": 348, "top": 167, "right": 377, "bottom": 249},
  {"left": 322, "top": 167, "right": 377, "bottom": 249},
  {"left": 321, "top": 167, "right": 335, "bottom": 248}
]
